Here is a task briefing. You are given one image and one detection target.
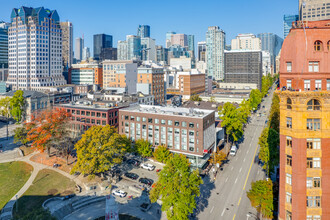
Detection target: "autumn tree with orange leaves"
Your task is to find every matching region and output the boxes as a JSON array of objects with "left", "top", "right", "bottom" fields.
[{"left": 25, "top": 108, "right": 71, "bottom": 156}]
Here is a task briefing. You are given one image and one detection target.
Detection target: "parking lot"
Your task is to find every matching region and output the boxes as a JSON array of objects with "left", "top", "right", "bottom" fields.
[{"left": 110, "top": 155, "right": 164, "bottom": 203}]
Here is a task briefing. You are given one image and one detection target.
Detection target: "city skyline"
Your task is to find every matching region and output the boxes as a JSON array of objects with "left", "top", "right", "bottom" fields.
[{"left": 0, "top": 0, "right": 298, "bottom": 54}]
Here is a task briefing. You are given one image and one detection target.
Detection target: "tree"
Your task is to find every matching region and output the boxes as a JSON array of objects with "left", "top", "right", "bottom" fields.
[
  {"left": 247, "top": 179, "right": 273, "bottom": 219},
  {"left": 249, "top": 89, "right": 262, "bottom": 110},
  {"left": 190, "top": 94, "right": 202, "bottom": 101},
  {"left": 209, "top": 96, "right": 216, "bottom": 103},
  {"left": 25, "top": 108, "right": 71, "bottom": 156},
  {"left": 219, "top": 102, "right": 243, "bottom": 143},
  {"left": 267, "top": 128, "right": 279, "bottom": 175},
  {"left": 150, "top": 154, "right": 202, "bottom": 220},
  {"left": 153, "top": 145, "right": 172, "bottom": 163},
  {"left": 258, "top": 127, "right": 270, "bottom": 174},
  {"left": 9, "top": 90, "right": 25, "bottom": 122},
  {"left": 0, "top": 97, "right": 11, "bottom": 117},
  {"left": 70, "top": 125, "right": 130, "bottom": 178},
  {"left": 13, "top": 126, "right": 28, "bottom": 146},
  {"left": 269, "top": 94, "right": 280, "bottom": 133},
  {"left": 209, "top": 151, "right": 226, "bottom": 166},
  {"left": 135, "top": 139, "right": 152, "bottom": 162},
  {"left": 237, "top": 99, "right": 251, "bottom": 124}
]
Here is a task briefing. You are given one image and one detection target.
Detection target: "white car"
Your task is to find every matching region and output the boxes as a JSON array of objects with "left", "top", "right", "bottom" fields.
[
  {"left": 140, "top": 163, "right": 155, "bottom": 171},
  {"left": 112, "top": 189, "right": 127, "bottom": 198},
  {"left": 229, "top": 145, "right": 237, "bottom": 156}
]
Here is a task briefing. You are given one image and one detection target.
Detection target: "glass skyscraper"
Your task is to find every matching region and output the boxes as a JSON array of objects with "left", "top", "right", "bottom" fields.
[
  {"left": 127, "top": 35, "right": 141, "bottom": 60},
  {"left": 0, "top": 22, "right": 8, "bottom": 69},
  {"left": 137, "top": 25, "right": 150, "bottom": 38},
  {"left": 283, "top": 14, "right": 299, "bottom": 39},
  {"left": 93, "top": 34, "right": 113, "bottom": 60},
  {"left": 206, "top": 26, "right": 225, "bottom": 81},
  {"left": 187, "top": 35, "right": 195, "bottom": 57}
]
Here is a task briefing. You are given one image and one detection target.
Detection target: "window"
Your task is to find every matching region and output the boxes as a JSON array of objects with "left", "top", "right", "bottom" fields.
[
  {"left": 287, "top": 98, "right": 292, "bottom": 109},
  {"left": 161, "top": 119, "right": 165, "bottom": 125},
  {"left": 91, "top": 112, "right": 95, "bottom": 117},
  {"left": 307, "top": 99, "right": 321, "bottom": 110},
  {"left": 286, "top": 192, "right": 292, "bottom": 204},
  {"left": 155, "top": 119, "right": 159, "bottom": 124},
  {"left": 102, "top": 113, "right": 106, "bottom": 118},
  {"left": 182, "top": 121, "right": 187, "bottom": 127},
  {"left": 307, "top": 157, "right": 321, "bottom": 168},
  {"left": 315, "top": 80, "right": 322, "bottom": 90},
  {"left": 137, "top": 116, "right": 140, "bottom": 122},
  {"left": 307, "top": 196, "right": 321, "bottom": 207},
  {"left": 304, "top": 80, "right": 311, "bottom": 91},
  {"left": 314, "top": 41, "right": 323, "bottom": 51},
  {"left": 286, "top": 173, "right": 292, "bottom": 185},
  {"left": 286, "top": 155, "right": 292, "bottom": 166},
  {"left": 307, "top": 119, "right": 321, "bottom": 131},
  {"left": 174, "top": 121, "right": 180, "bottom": 126},
  {"left": 286, "top": 117, "right": 292, "bottom": 128},
  {"left": 148, "top": 118, "right": 152, "bottom": 123},
  {"left": 142, "top": 117, "right": 146, "bottom": 122},
  {"left": 286, "top": 136, "right": 292, "bottom": 147},
  {"left": 189, "top": 122, "right": 194, "bottom": 128},
  {"left": 168, "top": 120, "right": 172, "bottom": 125},
  {"left": 308, "top": 62, "right": 319, "bottom": 72},
  {"left": 328, "top": 40, "right": 330, "bottom": 51},
  {"left": 327, "top": 79, "right": 330, "bottom": 90},
  {"left": 286, "top": 211, "right": 292, "bottom": 220},
  {"left": 307, "top": 138, "right": 321, "bottom": 149},
  {"left": 286, "top": 79, "right": 292, "bottom": 89},
  {"left": 76, "top": 110, "right": 80, "bottom": 115},
  {"left": 307, "top": 216, "right": 321, "bottom": 220},
  {"left": 286, "top": 62, "right": 292, "bottom": 72}
]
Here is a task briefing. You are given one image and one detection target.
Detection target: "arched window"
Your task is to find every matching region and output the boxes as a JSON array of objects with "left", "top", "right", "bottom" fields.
[
  {"left": 287, "top": 98, "right": 292, "bottom": 109},
  {"left": 307, "top": 99, "right": 321, "bottom": 110},
  {"left": 328, "top": 40, "right": 330, "bottom": 51},
  {"left": 314, "top": 41, "right": 323, "bottom": 51}
]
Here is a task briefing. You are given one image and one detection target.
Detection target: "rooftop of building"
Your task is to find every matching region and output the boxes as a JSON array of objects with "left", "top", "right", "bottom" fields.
[
  {"left": 182, "top": 101, "right": 239, "bottom": 111},
  {"left": 102, "top": 60, "right": 136, "bottom": 64},
  {"left": 120, "top": 104, "right": 214, "bottom": 118},
  {"left": 2, "top": 90, "right": 47, "bottom": 98},
  {"left": 292, "top": 19, "right": 330, "bottom": 29},
  {"left": 57, "top": 98, "right": 128, "bottom": 111},
  {"left": 224, "top": 50, "right": 262, "bottom": 53}
]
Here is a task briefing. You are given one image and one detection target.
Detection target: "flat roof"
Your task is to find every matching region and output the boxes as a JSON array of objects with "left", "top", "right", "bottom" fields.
[{"left": 120, "top": 104, "right": 214, "bottom": 118}]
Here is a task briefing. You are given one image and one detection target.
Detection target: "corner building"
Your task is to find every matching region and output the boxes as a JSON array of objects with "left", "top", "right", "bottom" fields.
[{"left": 278, "top": 20, "right": 330, "bottom": 220}]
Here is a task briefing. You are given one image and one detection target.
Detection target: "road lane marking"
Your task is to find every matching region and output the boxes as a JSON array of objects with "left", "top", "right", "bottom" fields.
[
  {"left": 243, "top": 135, "right": 259, "bottom": 190},
  {"left": 239, "top": 167, "right": 242, "bottom": 173},
  {"left": 238, "top": 197, "right": 242, "bottom": 206},
  {"left": 243, "top": 158, "right": 246, "bottom": 162},
  {"left": 247, "top": 149, "right": 249, "bottom": 154},
  {"left": 225, "top": 177, "right": 228, "bottom": 182},
  {"left": 235, "top": 157, "right": 238, "bottom": 161},
  {"left": 233, "top": 214, "right": 236, "bottom": 220},
  {"left": 221, "top": 208, "right": 226, "bottom": 216},
  {"left": 210, "top": 206, "right": 214, "bottom": 213},
  {"left": 235, "top": 178, "right": 238, "bottom": 184},
  {"left": 231, "top": 166, "right": 233, "bottom": 170}
]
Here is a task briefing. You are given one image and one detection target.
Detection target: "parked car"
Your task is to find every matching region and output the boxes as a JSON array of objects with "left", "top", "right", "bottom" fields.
[
  {"left": 139, "top": 178, "right": 153, "bottom": 186},
  {"left": 124, "top": 172, "right": 139, "bottom": 180},
  {"left": 112, "top": 190, "right": 127, "bottom": 198},
  {"left": 62, "top": 194, "right": 75, "bottom": 201},
  {"left": 127, "top": 159, "right": 140, "bottom": 166},
  {"left": 229, "top": 145, "right": 237, "bottom": 156},
  {"left": 140, "top": 163, "right": 155, "bottom": 171}
]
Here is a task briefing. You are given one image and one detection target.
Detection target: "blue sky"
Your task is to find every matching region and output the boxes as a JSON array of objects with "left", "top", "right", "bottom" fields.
[{"left": 0, "top": 0, "right": 298, "bottom": 53}]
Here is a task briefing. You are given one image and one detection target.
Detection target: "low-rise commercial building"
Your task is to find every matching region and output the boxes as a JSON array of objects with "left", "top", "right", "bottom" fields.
[
  {"left": 119, "top": 105, "right": 215, "bottom": 168},
  {"left": 69, "top": 62, "right": 102, "bottom": 86}
]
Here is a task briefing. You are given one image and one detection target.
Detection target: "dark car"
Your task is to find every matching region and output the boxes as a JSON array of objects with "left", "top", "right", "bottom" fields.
[
  {"left": 127, "top": 159, "right": 140, "bottom": 166},
  {"left": 139, "top": 178, "right": 153, "bottom": 186},
  {"left": 62, "top": 194, "right": 75, "bottom": 201},
  {"left": 124, "top": 172, "right": 139, "bottom": 180}
]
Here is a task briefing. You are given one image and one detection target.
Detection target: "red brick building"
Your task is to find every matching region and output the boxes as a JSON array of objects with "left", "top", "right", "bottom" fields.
[{"left": 278, "top": 20, "right": 330, "bottom": 220}]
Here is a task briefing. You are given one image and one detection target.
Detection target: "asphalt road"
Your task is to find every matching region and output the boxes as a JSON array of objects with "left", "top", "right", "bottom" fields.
[{"left": 197, "top": 86, "right": 275, "bottom": 220}]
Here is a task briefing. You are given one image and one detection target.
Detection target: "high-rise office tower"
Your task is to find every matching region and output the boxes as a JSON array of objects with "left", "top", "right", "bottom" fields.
[
  {"left": 187, "top": 35, "right": 195, "bottom": 57},
  {"left": 82, "top": 47, "right": 90, "bottom": 61},
  {"left": 166, "top": 31, "right": 176, "bottom": 48},
  {"left": 141, "top": 37, "right": 156, "bottom": 61},
  {"left": 117, "top": 40, "right": 128, "bottom": 60},
  {"left": 156, "top": 45, "right": 168, "bottom": 64},
  {"left": 7, "top": 6, "right": 66, "bottom": 90},
  {"left": 171, "top": 34, "right": 188, "bottom": 48},
  {"left": 127, "top": 35, "right": 141, "bottom": 60},
  {"left": 75, "top": 37, "right": 83, "bottom": 61},
  {"left": 257, "top": 33, "right": 283, "bottom": 73},
  {"left": 93, "top": 34, "right": 113, "bottom": 60},
  {"left": 278, "top": 20, "right": 330, "bottom": 220},
  {"left": 284, "top": 15, "right": 299, "bottom": 39},
  {"left": 299, "top": 0, "right": 330, "bottom": 21},
  {"left": 137, "top": 25, "right": 150, "bottom": 38},
  {"left": 0, "top": 21, "right": 9, "bottom": 82},
  {"left": 231, "top": 34, "right": 261, "bottom": 51},
  {"left": 198, "top": 41, "right": 206, "bottom": 62},
  {"left": 60, "top": 21, "right": 73, "bottom": 70},
  {"left": 206, "top": 26, "right": 225, "bottom": 81}
]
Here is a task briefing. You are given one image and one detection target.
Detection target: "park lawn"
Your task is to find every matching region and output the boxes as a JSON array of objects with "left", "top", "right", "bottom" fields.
[
  {"left": 0, "top": 161, "right": 33, "bottom": 210},
  {"left": 14, "top": 168, "right": 75, "bottom": 218}
]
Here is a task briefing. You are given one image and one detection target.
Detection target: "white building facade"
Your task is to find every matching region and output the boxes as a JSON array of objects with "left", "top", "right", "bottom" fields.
[
  {"left": 7, "top": 6, "right": 66, "bottom": 90},
  {"left": 231, "top": 34, "right": 261, "bottom": 51}
]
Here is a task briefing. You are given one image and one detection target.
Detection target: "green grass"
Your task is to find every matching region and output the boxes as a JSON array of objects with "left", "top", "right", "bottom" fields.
[
  {"left": 0, "top": 161, "right": 33, "bottom": 210},
  {"left": 13, "top": 169, "right": 75, "bottom": 219}
]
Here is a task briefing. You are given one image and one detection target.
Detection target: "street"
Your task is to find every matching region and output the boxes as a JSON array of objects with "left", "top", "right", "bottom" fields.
[{"left": 197, "top": 86, "right": 275, "bottom": 220}]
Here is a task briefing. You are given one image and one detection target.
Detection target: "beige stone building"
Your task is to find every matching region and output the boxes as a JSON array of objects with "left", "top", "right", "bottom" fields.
[
  {"left": 299, "top": 0, "right": 330, "bottom": 21},
  {"left": 231, "top": 33, "right": 261, "bottom": 51}
]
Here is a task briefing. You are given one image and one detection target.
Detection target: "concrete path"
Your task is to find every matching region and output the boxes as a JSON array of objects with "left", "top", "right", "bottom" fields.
[{"left": 0, "top": 151, "right": 83, "bottom": 220}]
